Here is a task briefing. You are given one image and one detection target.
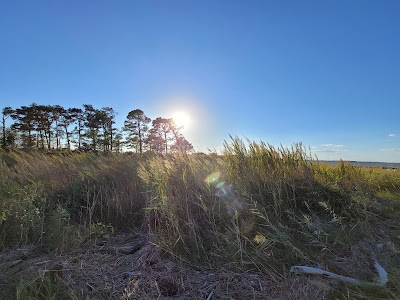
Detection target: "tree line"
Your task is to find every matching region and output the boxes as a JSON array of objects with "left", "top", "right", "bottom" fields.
[{"left": 0, "top": 103, "right": 193, "bottom": 153}]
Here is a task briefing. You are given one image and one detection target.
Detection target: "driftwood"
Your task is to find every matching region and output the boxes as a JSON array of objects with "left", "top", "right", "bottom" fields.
[
  {"left": 290, "top": 261, "right": 388, "bottom": 287},
  {"left": 97, "top": 243, "right": 143, "bottom": 255}
]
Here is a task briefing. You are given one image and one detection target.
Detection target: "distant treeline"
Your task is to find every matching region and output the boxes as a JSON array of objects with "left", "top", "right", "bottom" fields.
[
  {"left": 321, "top": 160, "right": 400, "bottom": 169},
  {"left": 1, "top": 104, "right": 193, "bottom": 153}
]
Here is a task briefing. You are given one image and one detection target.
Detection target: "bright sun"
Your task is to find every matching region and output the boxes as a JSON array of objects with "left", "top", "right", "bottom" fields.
[{"left": 172, "top": 111, "right": 191, "bottom": 129}]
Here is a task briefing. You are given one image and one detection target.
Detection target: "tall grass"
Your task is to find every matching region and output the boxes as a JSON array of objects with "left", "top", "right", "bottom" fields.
[
  {"left": 0, "top": 141, "right": 381, "bottom": 254},
  {"left": 137, "top": 138, "right": 378, "bottom": 274},
  {"left": 363, "top": 167, "right": 400, "bottom": 197},
  {"left": 1, "top": 139, "right": 400, "bottom": 299},
  {"left": 138, "top": 153, "right": 228, "bottom": 264},
  {"left": 0, "top": 149, "right": 145, "bottom": 250}
]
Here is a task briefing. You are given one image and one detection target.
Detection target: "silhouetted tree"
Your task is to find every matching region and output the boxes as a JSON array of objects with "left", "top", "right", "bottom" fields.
[
  {"left": 145, "top": 131, "right": 164, "bottom": 153},
  {"left": 1, "top": 107, "right": 13, "bottom": 148},
  {"left": 5, "top": 128, "right": 17, "bottom": 148},
  {"left": 99, "top": 107, "right": 116, "bottom": 152},
  {"left": 169, "top": 119, "right": 193, "bottom": 153},
  {"left": 34, "top": 104, "right": 52, "bottom": 149},
  {"left": 123, "top": 109, "right": 151, "bottom": 153},
  {"left": 11, "top": 104, "right": 37, "bottom": 148},
  {"left": 148, "top": 117, "right": 176, "bottom": 153},
  {"left": 70, "top": 108, "right": 84, "bottom": 149},
  {"left": 59, "top": 108, "right": 77, "bottom": 149},
  {"left": 112, "top": 129, "right": 124, "bottom": 153},
  {"left": 2, "top": 104, "right": 195, "bottom": 154},
  {"left": 82, "top": 104, "right": 99, "bottom": 150},
  {"left": 147, "top": 117, "right": 192, "bottom": 153},
  {"left": 51, "top": 105, "right": 64, "bottom": 149},
  {"left": 171, "top": 135, "right": 194, "bottom": 153}
]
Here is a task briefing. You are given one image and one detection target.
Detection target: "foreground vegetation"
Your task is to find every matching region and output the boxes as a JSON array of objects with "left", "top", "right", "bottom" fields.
[{"left": 1, "top": 139, "right": 400, "bottom": 299}]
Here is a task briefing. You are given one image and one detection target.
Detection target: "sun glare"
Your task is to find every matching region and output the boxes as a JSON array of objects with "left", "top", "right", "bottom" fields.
[{"left": 172, "top": 111, "right": 191, "bottom": 129}]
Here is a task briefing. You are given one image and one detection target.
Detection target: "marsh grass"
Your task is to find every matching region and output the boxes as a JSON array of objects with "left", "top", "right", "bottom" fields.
[
  {"left": 138, "top": 139, "right": 374, "bottom": 270},
  {"left": 1, "top": 139, "right": 400, "bottom": 299},
  {"left": 0, "top": 149, "right": 145, "bottom": 250}
]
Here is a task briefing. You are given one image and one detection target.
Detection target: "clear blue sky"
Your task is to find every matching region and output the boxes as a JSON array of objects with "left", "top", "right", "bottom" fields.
[{"left": 1, "top": 0, "right": 399, "bottom": 162}]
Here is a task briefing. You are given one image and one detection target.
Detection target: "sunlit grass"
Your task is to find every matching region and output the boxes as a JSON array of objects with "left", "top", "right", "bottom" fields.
[{"left": 1, "top": 139, "right": 400, "bottom": 299}]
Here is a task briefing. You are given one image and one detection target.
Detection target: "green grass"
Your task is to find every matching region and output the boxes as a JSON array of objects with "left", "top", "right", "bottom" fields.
[
  {"left": 16, "top": 272, "right": 79, "bottom": 300},
  {"left": 1, "top": 139, "right": 400, "bottom": 299}
]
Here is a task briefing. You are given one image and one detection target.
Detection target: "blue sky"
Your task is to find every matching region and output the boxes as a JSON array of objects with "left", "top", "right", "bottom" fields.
[{"left": 0, "top": 0, "right": 399, "bottom": 162}]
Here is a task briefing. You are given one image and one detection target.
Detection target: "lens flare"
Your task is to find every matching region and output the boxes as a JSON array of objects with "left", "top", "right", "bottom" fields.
[
  {"left": 216, "top": 181, "right": 226, "bottom": 195},
  {"left": 205, "top": 171, "right": 243, "bottom": 213},
  {"left": 205, "top": 171, "right": 221, "bottom": 184},
  {"left": 216, "top": 182, "right": 225, "bottom": 189}
]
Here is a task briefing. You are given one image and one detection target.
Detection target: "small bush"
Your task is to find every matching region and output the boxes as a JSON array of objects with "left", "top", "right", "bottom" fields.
[
  {"left": 0, "top": 182, "right": 46, "bottom": 250},
  {"left": 42, "top": 206, "right": 70, "bottom": 250}
]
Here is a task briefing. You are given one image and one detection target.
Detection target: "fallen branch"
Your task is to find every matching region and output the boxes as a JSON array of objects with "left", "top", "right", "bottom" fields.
[
  {"left": 373, "top": 261, "right": 388, "bottom": 286},
  {"left": 290, "top": 260, "right": 388, "bottom": 287}
]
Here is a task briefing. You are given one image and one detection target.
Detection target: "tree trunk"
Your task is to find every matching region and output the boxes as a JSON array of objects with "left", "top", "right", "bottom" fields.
[
  {"left": 164, "top": 132, "right": 167, "bottom": 153},
  {"left": 138, "top": 126, "right": 142, "bottom": 154},
  {"left": 78, "top": 122, "right": 82, "bottom": 149},
  {"left": 65, "top": 127, "right": 70, "bottom": 149},
  {"left": 55, "top": 120, "right": 59, "bottom": 149},
  {"left": 39, "top": 130, "right": 44, "bottom": 149},
  {"left": 110, "top": 125, "right": 113, "bottom": 152},
  {"left": 28, "top": 130, "right": 33, "bottom": 148},
  {"left": 1, "top": 114, "right": 5, "bottom": 148}
]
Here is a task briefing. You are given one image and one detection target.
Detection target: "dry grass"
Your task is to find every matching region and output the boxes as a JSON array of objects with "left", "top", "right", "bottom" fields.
[
  {"left": 1, "top": 139, "right": 400, "bottom": 299},
  {"left": 0, "top": 149, "right": 145, "bottom": 250}
]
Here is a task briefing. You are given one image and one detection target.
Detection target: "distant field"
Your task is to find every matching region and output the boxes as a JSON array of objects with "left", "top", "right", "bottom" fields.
[{"left": 322, "top": 160, "right": 400, "bottom": 169}]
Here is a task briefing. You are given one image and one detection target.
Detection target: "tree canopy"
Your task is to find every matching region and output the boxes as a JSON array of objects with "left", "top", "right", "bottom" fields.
[{"left": 0, "top": 103, "right": 193, "bottom": 154}]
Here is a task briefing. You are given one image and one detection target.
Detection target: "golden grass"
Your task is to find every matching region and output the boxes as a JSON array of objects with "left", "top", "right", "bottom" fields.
[{"left": 1, "top": 139, "right": 400, "bottom": 299}]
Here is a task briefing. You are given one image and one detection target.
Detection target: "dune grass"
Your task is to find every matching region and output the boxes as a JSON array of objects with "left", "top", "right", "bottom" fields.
[
  {"left": 0, "top": 149, "right": 145, "bottom": 251},
  {"left": 1, "top": 139, "right": 400, "bottom": 299}
]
